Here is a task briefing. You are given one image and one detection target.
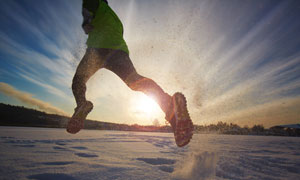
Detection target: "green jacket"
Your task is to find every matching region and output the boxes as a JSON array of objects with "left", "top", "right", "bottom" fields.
[{"left": 83, "top": 0, "right": 129, "bottom": 54}]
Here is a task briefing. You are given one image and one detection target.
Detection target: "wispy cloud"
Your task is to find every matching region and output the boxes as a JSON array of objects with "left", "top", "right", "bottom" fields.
[
  {"left": 0, "top": 82, "right": 68, "bottom": 116},
  {"left": 0, "top": 0, "right": 83, "bottom": 103},
  {"left": 18, "top": 72, "right": 72, "bottom": 101}
]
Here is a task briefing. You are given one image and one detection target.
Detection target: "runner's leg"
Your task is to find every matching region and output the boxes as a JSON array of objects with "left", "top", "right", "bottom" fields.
[
  {"left": 104, "top": 50, "right": 172, "bottom": 113},
  {"left": 102, "top": 49, "right": 193, "bottom": 147},
  {"left": 72, "top": 48, "right": 107, "bottom": 107}
]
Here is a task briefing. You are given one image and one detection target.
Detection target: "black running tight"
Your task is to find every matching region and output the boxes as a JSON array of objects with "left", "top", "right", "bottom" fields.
[{"left": 72, "top": 48, "right": 171, "bottom": 113}]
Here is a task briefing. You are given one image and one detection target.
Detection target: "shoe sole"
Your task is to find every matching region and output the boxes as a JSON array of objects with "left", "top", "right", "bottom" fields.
[
  {"left": 66, "top": 101, "right": 93, "bottom": 134},
  {"left": 174, "top": 92, "right": 194, "bottom": 147}
]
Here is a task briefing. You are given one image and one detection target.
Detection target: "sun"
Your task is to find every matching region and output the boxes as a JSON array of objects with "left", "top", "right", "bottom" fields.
[
  {"left": 130, "top": 93, "right": 165, "bottom": 125},
  {"left": 131, "top": 94, "right": 162, "bottom": 118},
  {"left": 136, "top": 95, "right": 160, "bottom": 114}
]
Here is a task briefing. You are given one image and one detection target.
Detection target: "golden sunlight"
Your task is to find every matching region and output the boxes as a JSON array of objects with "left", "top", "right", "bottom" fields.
[
  {"left": 130, "top": 94, "right": 163, "bottom": 125},
  {"left": 136, "top": 95, "right": 160, "bottom": 115}
]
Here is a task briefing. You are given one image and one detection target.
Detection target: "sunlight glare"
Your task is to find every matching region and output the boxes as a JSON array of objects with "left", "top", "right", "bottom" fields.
[{"left": 136, "top": 95, "right": 160, "bottom": 115}]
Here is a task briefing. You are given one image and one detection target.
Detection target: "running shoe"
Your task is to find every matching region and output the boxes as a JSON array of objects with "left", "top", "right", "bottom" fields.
[
  {"left": 66, "top": 101, "right": 93, "bottom": 134},
  {"left": 166, "top": 92, "right": 194, "bottom": 147}
]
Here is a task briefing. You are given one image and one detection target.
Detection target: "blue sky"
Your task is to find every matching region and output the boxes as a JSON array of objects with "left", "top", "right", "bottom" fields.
[{"left": 0, "top": 0, "right": 299, "bottom": 127}]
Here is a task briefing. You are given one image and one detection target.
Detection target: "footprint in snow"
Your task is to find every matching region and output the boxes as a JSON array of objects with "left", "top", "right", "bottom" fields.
[{"left": 75, "top": 152, "right": 98, "bottom": 158}]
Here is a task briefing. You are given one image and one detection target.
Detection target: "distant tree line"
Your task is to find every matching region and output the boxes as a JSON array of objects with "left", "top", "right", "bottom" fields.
[
  {"left": 0, "top": 103, "right": 171, "bottom": 132},
  {"left": 0, "top": 103, "right": 66, "bottom": 128},
  {"left": 0, "top": 103, "right": 299, "bottom": 136},
  {"left": 194, "top": 121, "right": 300, "bottom": 136}
]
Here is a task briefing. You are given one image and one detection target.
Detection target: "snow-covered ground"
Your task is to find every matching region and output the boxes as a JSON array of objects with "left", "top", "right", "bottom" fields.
[{"left": 0, "top": 126, "right": 299, "bottom": 180}]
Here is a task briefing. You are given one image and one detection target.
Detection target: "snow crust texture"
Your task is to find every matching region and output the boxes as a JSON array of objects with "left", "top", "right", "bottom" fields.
[{"left": 0, "top": 127, "right": 299, "bottom": 180}]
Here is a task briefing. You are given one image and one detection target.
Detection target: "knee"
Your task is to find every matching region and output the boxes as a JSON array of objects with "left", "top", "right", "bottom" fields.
[
  {"left": 128, "top": 82, "right": 139, "bottom": 91},
  {"left": 127, "top": 75, "right": 151, "bottom": 92},
  {"left": 126, "top": 73, "right": 145, "bottom": 91}
]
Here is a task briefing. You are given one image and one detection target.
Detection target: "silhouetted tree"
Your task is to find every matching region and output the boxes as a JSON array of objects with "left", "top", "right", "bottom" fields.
[{"left": 252, "top": 124, "right": 265, "bottom": 132}]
